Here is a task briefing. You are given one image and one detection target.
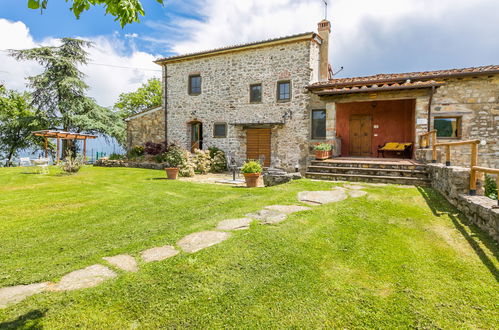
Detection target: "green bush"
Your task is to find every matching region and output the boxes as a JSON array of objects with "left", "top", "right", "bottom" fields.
[
  {"left": 164, "top": 146, "right": 185, "bottom": 168},
  {"left": 179, "top": 150, "right": 195, "bottom": 177},
  {"left": 193, "top": 149, "right": 212, "bottom": 174},
  {"left": 241, "top": 160, "right": 262, "bottom": 174},
  {"left": 128, "top": 146, "right": 145, "bottom": 158},
  {"left": 211, "top": 150, "right": 227, "bottom": 173},
  {"left": 314, "top": 143, "right": 332, "bottom": 151},
  {"left": 59, "top": 151, "right": 83, "bottom": 174},
  {"left": 109, "top": 153, "right": 125, "bottom": 160},
  {"left": 484, "top": 174, "right": 498, "bottom": 200}
]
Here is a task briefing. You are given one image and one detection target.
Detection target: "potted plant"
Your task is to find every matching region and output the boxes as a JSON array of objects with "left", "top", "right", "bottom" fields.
[
  {"left": 164, "top": 146, "right": 184, "bottom": 179},
  {"left": 241, "top": 160, "right": 263, "bottom": 188},
  {"left": 314, "top": 143, "right": 332, "bottom": 160}
]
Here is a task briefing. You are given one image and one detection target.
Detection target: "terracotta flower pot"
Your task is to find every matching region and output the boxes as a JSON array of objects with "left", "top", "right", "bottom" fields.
[
  {"left": 165, "top": 167, "right": 179, "bottom": 180},
  {"left": 315, "top": 150, "right": 331, "bottom": 160},
  {"left": 243, "top": 172, "right": 261, "bottom": 188}
]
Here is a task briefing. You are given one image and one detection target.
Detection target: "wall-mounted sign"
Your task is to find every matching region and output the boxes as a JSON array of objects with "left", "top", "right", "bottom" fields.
[
  {"left": 417, "top": 118, "right": 428, "bottom": 125},
  {"left": 373, "top": 125, "right": 379, "bottom": 129}
]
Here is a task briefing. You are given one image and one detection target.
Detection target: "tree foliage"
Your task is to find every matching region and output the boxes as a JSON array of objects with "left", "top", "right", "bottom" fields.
[
  {"left": 114, "top": 78, "right": 162, "bottom": 118},
  {"left": 0, "top": 88, "right": 48, "bottom": 166},
  {"left": 27, "top": 0, "right": 165, "bottom": 27},
  {"left": 9, "top": 38, "right": 125, "bottom": 152}
]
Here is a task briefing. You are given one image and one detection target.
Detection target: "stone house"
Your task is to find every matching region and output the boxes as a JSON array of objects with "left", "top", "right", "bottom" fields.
[{"left": 126, "top": 20, "right": 499, "bottom": 171}]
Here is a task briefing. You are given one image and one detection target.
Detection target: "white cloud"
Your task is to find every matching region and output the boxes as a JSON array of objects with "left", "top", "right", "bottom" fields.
[
  {"left": 0, "top": 18, "right": 161, "bottom": 107},
  {"left": 160, "top": 0, "right": 499, "bottom": 76}
]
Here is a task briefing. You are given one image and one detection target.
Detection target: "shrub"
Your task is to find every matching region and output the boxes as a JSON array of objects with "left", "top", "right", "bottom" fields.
[
  {"left": 144, "top": 141, "right": 167, "bottom": 155},
  {"left": 211, "top": 150, "right": 227, "bottom": 173},
  {"left": 208, "top": 146, "right": 222, "bottom": 159},
  {"left": 60, "top": 151, "right": 83, "bottom": 174},
  {"left": 128, "top": 145, "right": 145, "bottom": 158},
  {"left": 164, "top": 146, "right": 185, "bottom": 168},
  {"left": 241, "top": 160, "right": 262, "bottom": 174},
  {"left": 193, "top": 149, "right": 212, "bottom": 174},
  {"left": 109, "top": 153, "right": 125, "bottom": 160},
  {"left": 314, "top": 143, "right": 332, "bottom": 151},
  {"left": 179, "top": 150, "right": 195, "bottom": 177},
  {"left": 485, "top": 174, "right": 498, "bottom": 200}
]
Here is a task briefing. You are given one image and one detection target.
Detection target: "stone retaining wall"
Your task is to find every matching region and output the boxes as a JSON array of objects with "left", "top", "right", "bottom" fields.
[{"left": 427, "top": 163, "right": 499, "bottom": 242}]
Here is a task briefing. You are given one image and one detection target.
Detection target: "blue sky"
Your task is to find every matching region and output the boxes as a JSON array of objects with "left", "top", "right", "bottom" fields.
[{"left": 1, "top": 0, "right": 499, "bottom": 155}]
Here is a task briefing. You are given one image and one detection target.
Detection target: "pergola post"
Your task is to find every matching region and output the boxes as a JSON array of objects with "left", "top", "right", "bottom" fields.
[
  {"left": 56, "top": 137, "right": 60, "bottom": 163},
  {"left": 44, "top": 137, "right": 48, "bottom": 158},
  {"left": 83, "top": 138, "right": 87, "bottom": 163}
]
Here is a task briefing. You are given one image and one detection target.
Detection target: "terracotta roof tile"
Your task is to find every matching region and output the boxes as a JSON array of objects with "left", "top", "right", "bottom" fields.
[
  {"left": 315, "top": 80, "right": 445, "bottom": 96},
  {"left": 155, "top": 32, "right": 318, "bottom": 64},
  {"left": 309, "top": 65, "right": 499, "bottom": 90}
]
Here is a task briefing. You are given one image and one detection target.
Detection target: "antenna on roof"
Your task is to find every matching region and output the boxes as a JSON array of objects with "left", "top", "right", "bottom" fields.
[{"left": 322, "top": 0, "right": 328, "bottom": 20}]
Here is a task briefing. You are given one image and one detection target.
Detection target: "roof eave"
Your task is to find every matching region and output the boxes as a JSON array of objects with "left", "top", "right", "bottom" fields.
[
  {"left": 315, "top": 83, "right": 445, "bottom": 96},
  {"left": 154, "top": 32, "right": 317, "bottom": 65}
]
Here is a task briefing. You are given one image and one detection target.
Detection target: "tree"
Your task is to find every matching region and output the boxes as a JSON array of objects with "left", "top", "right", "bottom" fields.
[
  {"left": 27, "top": 0, "right": 164, "bottom": 27},
  {"left": 9, "top": 38, "right": 125, "bottom": 154},
  {"left": 0, "top": 88, "right": 48, "bottom": 166},
  {"left": 114, "top": 78, "right": 162, "bottom": 118}
]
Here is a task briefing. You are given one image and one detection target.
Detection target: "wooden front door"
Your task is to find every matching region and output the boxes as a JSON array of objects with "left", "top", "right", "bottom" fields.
[
  {"left": 349, "top": 115, "right": 372, "bottom": 156},
  {"left": 246, "top": 128, "right": 271, "bottom": 167},
  {"left": 190, "top": 122, "right": 203, "bottom": 152}
]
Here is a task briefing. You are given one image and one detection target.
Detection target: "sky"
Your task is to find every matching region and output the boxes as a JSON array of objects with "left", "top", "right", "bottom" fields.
[{"left": 1, "top": 0, "right": 499, "bottom": 155}]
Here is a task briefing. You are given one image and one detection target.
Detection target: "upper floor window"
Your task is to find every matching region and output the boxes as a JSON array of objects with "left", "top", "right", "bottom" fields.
[
  {"left": 434, "top": 116, "right": 461, "bottom": 138},
  {"left": 213, "top": 123, "right": 227, "bottom": 138},
  {"left": 277, "top": 81, "right": 291, "bottom": 101},
  {"left": 250, "top": 84, "right": 262, "bottom": 103},
  {"left": 189, "top": 74, "right": 201, "bottom": 95},
  {"left": 311, "top": 109, "right": 326, "bottom": 140}
]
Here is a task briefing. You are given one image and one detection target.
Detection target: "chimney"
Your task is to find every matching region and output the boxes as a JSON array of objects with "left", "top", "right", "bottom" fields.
[{"left": 317, "top": 19, "right": 331, "bottom": 81}]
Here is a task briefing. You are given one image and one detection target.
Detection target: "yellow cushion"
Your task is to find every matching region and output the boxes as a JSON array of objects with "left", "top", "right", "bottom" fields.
[{"left": 379, "top": 143, "right": 412, "bottom": 151}]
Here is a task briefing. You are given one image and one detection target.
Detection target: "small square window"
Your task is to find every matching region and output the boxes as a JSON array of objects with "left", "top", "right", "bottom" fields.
[
  {"left": 250, "top": 84, "right": 262, "bottom": 103},
  {"left": 277, "top": 81, "right": 291, "bottom": 101},
  {"left": 434, "top": 117, "right": 461, "bottom": 138},
  {"left": 213, "top": 123, "right": 227, "bottom": 138},
  {"left": 311, "top": 109, "right": 326, "bottom": 139},
  {"left": 189, "top": 75, "right": 201, "bottom": 95}
]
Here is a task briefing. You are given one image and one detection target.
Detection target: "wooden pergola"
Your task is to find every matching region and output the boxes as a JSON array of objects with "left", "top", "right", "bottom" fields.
[{"left": 32, "top": 130, "right": 98, "bottom": 163}]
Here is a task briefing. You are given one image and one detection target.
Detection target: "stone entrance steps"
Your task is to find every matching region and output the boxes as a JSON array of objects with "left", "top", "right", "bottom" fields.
[{"left": 306, "top": 159, "right": 430, "bottom": 186}]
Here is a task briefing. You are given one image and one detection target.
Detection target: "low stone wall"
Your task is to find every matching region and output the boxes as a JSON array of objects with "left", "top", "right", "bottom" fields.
[
  {"left": 427, "top": 163, "right": 499, "bottom": 242},
  {"left": 94, "top": 159, "right": 166, "bottom": 170}
]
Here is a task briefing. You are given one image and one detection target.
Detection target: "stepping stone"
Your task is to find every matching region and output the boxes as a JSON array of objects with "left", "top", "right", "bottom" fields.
[
  {"left": 177, "top": 231, "right": 231, "bottom": 253},
  {"left": 264, "top": 205, "right": 312, "bottom": 214},
  {"left": 52, "top": 265, "right": 116, "bottom": 291},
  {"left": 297, "top": 190, "right": 347, "bottom": 205},
  {"left": 217, "top": 218, "right": 253, "bottom": 231},
  {"left": 246, "top": 209, "right": 288, "bottom": 224},
  {"left": 103, "top": 254, "right": 138, "bottom": 272},
  {"left": 348, "top": 190, "right": 367, "bottom": 198},
  {"left": 343, "top": 184, "right": 365, "bottom": 190},
  {"left": 0, "top": 282, "right": 49, "bottom": 309},
  {"left": 141, "top": 246, "right": 179, "bottom": 262}
]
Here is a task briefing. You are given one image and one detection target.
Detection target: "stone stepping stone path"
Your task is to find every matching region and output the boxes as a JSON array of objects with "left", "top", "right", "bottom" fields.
[
  {"left": 264, "top": 205, "right": 312, "bottom": 214},
  {"left": 298, "top": 190, "right": 348, "bottom": 205},
  {"left": 103, "top": 254, "right": 138, "bottom": 272},
  {"left": 0, "top": 182, "right": 370, "bottom": 309},
  {"left": 0, "top": 282, "right": 50, "bottom": 309},
  {"left": 51, "top": 265, "right": 117, "bottom": 291},
  {"left": 216, "top": 218, "right": 253, "bottom": 231},
  {"left": 141, "top": 246, "right": 179, "bottom": 262},
  {"left": 177, "top": 231, "right": 231, "bottom": 253},
  {"left": 245, "top": 209, "right": 288, "bottom": 224}
]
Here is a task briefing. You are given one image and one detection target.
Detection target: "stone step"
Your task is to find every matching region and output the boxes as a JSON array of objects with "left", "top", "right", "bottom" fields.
[
  {"left": 307, "top": 165, "right": 429, "bottom": 179},
  {"left": 310, "top": 160, "right": 427, "bottom": 171},
  {"left": 305, "top": 171, "right": 431, "bottom": 186}
]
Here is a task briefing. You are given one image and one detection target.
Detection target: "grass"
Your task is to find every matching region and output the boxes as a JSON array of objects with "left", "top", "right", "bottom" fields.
[{"left": 0, "top": 166, "right": 498, "bottom": 328}]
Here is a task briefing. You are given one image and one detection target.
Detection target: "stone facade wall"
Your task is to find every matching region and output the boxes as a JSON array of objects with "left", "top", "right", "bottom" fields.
[
  {"left": 126, "top": 108, "right": 165, "bottom": 148},
  {"left": 162, "top": 39, "right": 320, "bottom": 171},
  {"left": 427, "top": 76, "right": 499, "bottom": 168},
  {"left": 427, "top": 163, "right": 499, "bottom": 242}
]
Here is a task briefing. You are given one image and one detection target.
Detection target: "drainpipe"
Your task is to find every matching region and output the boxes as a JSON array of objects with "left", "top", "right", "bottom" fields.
[
  {"left": 164, "top": 65, "right": 168, "bottom": 144},
  {"left": 427, "top": 86, "right": 435, "bottom": 132}
]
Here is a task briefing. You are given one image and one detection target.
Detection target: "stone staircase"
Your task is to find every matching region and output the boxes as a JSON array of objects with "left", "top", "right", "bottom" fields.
[{"left": 305, "top": 158, "right": 430, "bottom": 186}]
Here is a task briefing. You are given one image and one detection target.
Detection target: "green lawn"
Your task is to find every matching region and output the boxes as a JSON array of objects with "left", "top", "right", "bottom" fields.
[{"left": 0, "top": 166, "right": 498, "bottom": 328}]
